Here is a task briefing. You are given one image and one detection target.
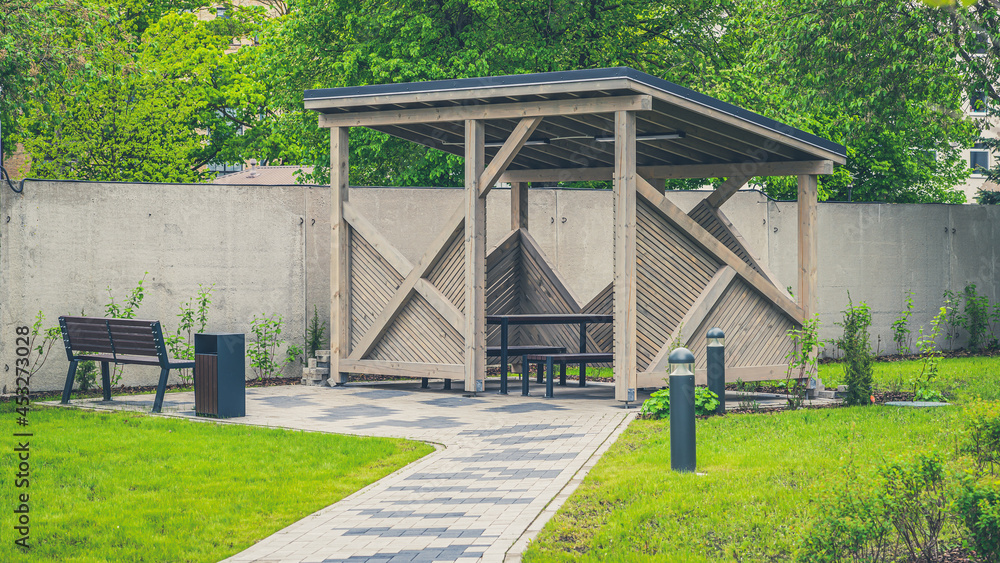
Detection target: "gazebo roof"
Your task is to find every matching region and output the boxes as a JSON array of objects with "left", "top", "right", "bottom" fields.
[{"left": 304, "top": 67, "right": 846, "bottom": 180}]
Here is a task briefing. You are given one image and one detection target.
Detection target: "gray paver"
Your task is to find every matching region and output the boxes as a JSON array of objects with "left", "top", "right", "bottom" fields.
[{"left": 54, "top": 379, "right": 643, "bottom": 562}]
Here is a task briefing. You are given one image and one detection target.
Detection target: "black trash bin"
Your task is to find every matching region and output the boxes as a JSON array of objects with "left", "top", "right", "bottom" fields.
[{"left": 194, "top": 333, "right": 245, "bottom": 417}]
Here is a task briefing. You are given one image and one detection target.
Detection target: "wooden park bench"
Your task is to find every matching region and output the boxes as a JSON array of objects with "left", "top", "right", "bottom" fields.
[
  {"left": 524, "top": 352, "right": 614, "bottom": 398},
  {"left": 58, "top": 316, "right": 195, "bottom": 413}
]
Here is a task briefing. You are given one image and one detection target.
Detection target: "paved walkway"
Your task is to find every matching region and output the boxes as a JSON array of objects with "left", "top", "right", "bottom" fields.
[{"left": 59, "top": 380, "right": 638, "bottom": 562}]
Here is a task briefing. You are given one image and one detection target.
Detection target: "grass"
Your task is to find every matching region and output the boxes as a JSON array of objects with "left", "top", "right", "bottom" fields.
[
  {"left": 523, "top": 405, "right": 963, "bottom": 562},
  {"left": 818, "top": 355, "right": 1000, "bottom": 401},
  {"left": 523, "top": 355, "right": 1000, "bottom": 562},
  {"left": 0, "top": 402, "right": 433, "bottom": 562}
]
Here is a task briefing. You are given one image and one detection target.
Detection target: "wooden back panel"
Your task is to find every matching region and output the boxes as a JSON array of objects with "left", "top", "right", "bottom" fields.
[{"left": 59, "top": 316, "right": 165, "bottom": 364}]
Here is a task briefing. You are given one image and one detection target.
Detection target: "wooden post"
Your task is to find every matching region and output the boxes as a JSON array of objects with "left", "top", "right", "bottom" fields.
[
  {"left": 465, "top": 119, "right": 487, "bottom": 393},
  {"left": 511, "top": 181, "right": 528, "bottom": 231},
  {"left": 798, "top": 174, "right": 818, "bottom": 389},
  {"left": 614, "top": 111, "right": 637, "bottom": 404},
  {"left": 797, "top": 174, "right": 818, "bottom": 320},
  {"left": 331, "top": 127, "right": 350, "bottom": 385}
]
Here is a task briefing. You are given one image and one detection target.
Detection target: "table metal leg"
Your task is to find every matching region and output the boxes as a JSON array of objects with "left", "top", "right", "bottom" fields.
[
  {"left": 545, "top": 357, "right": 554, "bottom": 398},
  {"left": 444, "top": 379, "right": 452, "bottom": 390},
  {"left": 559, "top": 362, "right": 567, "bottom": 386},
  {"left": 499, "top": 319, "right": 509, "bottom": 395},
  {"left": 421, "top": 378, "right": 429, "bottom": 389},
  {"left": 521, "top": 355, "right": 530, "bottom": 396},
  {"left": 579, "top": 321, "right": 588, "bottom": 388}
]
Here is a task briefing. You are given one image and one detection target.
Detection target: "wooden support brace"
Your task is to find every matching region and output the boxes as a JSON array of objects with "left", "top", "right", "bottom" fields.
[
  {"left": 705, "top": 174, "right": 753, "bottom": 208},
  {"left": 479, "top": 117, "right": 543, "bottom": 197}
]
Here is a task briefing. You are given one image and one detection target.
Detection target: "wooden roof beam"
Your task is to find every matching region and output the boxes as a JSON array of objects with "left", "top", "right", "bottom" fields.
[
  {"left": 499, "top": 159, "right": 834, "bottom": 183},
  {"left": 479, "top": 117, "right": 543, "bottom": 197},
  {"left": 318, "top": 95, "right": 652, "bottom": 128}
]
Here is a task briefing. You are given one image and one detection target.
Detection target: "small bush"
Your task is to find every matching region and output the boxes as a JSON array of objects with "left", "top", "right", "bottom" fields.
[
  {"left": 798, "top": 452, "right": 949, "bottom": 563},
  {"left": 965, "top": 400, "right": 1000, "bottom": 475},
  {"left": 640, "top": 389, "right": 669, "bottom": 419},
  {"left": 955, "top": 478, "right": 1000, "bottom": 563},
  {"left": 965, "top": 283, "right": 991, "bottom": 352},
  {"left": 836, "top": 295, "right": 874, "bottom": 406},
  {"left": 639, "top": 387, "right": 720, "bottom": 419},
  {"left": 694, "top": 387, "right": 720, "bottom": 415},
  {"left": 75, "top": 360, "right": 97, "bottom": 392},
  {"left": 892, "top": 291, "right": 914, "bottom": 355}
]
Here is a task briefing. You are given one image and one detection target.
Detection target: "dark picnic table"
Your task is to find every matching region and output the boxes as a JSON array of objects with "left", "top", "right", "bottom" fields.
[{"left": 486, "top": 314, "right": 613, "bottom": 395}]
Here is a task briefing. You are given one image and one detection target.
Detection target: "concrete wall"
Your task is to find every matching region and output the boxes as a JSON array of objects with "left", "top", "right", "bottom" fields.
[{"left": 2, "top": 180, "right": 998, "bottom": 393}]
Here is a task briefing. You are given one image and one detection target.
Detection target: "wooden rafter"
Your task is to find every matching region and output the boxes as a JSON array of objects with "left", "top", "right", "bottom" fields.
[{"left": 318, "top": 95, "right": 652, "bottom": 128}]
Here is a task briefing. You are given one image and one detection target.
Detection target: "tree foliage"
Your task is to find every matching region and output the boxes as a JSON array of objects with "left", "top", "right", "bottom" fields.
[{"left": 7, "top": 0, "right": 991, "bottom": 203}]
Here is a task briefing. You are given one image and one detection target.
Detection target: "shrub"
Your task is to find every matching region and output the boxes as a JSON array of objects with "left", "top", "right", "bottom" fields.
[
  {"left": 248, "top": 314, "right": 302, "bottom": 380},
  {"left": 75, "top": 360, "right": 97, "bottom": 392},
  {"left": 955, "top": 478, "right": 1000, "bottom": 563},
  {"left": 305, "top": 305, "right": 328, "bottom": 357},
  {"left": 964, "top": 283, "right": 991, "bottom": 352},
  {"left": 892, "top": 291, "right": 914, "bottom": 355},
  {"left": 798, "top": 452, "right": 949, "bottom": 563},
  {"left": 965, "top": 400, "right": 1000, "bottom": 475},
  {"left": 879, "top": 453, "right": 948, "bottom": 562},
  {"left": 694, "top": 387, "right": 720, "bottom": 415},
  {"left": 785, "top": 314, "right": 822, "bottom": 409},
  {"left": 165, "top": 284, "right": 214, "bottom": 383},
  {"left": 913, "top": 308, "right": 947, "bottom": 403},
  {"left": 639, "top": 387, "right": 721, "bottom": 419},
  {"left": 943, "top": 289, "right": 965, "bottom": 351},
  {"left": 836, "top": 295, "right": 874, "bottom": 406}
]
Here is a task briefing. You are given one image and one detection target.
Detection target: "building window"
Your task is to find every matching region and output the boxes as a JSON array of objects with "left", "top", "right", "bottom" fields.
[
  {"left": 971, "top": 91, "right": 989, "bottom": 115},
  {"left": 216, "top": 6, "right": 227, "bottom": 18},
  {"left": 974, "top": 32, "right": 990, "bottom": 55},
  {"left": 208, "top": 161, "right": 244, "bottom": 174},
  {"left": 971, "top": 143, "right": 990, "bottom": 175}
]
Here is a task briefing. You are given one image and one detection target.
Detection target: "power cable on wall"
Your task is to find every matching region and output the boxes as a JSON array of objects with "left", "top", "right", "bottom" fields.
[{"left": 1, "top": 165, "right": 24, "bottom": 194}]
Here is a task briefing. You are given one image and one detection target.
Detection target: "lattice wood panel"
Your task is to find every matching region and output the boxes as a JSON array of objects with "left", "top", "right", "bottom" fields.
[
  {"left": 486, "top": 231, "right": 522, "bottom": 347},
  {"left": 519, "top": 237, "right": 582, "bottom": 352},
  {"left": 425, "top": 231, "right": 465, "bottom": 313},
  {"left": 581, "top": 282, "right": 613, "bottom": 354},
  {"left": 349, "top": 228, "right": 404, "bottom": 353},
  {"left": 688, "top": 200, "right": 763, "bottom": 275},
  {"left": 635, "top": 198, "right": 720, "bottom": 371},
  {"left": 686, "top": 277, "right": 794, "bottom": 369},
  {"left": 367, "top": 293, "right": 464, "bottom": 364}
]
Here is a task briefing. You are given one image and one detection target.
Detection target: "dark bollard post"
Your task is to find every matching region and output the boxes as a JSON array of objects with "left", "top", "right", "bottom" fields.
[
  {"left": 669, "top": 347, "right": 696, "bottom": 473},
  {"left": 706, "top": 328, "right": 726, "bottom": 415}
]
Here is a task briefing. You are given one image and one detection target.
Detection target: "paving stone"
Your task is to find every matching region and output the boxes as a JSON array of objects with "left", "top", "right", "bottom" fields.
[{"left": 55, "top": 380, "right": 647, "bottom": 562}]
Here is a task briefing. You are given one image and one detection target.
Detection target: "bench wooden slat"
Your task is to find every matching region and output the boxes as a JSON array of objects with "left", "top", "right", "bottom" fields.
[
  {"left": 73, "top": 353, "right": 194, "bottom": 367},
  {"left": 62, "top": 317, "right": 159, "bottom": 328},
  {"left": 525, "top": 353, "right": 613, "bottom": 362},
  {"left": 487, "top": 345, "right": 566, "bottom": 356}
]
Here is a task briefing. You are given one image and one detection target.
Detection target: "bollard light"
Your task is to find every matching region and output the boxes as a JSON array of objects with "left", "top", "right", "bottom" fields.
[
  {"left": 668, "top": 347, "right": 696, "bottom": 473},
  {"left": 706, "top": 327, "right": 726, "bottom": 415}
]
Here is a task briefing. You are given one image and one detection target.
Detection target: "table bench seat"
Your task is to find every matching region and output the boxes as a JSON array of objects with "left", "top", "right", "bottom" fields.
[{"left": 524, "top": 353, "right": 614, "bottom": 398}]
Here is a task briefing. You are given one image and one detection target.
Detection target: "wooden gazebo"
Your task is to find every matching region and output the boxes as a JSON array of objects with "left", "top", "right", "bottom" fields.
[{"left": 305, "top": 67, "right": 846, "bottom": 403}]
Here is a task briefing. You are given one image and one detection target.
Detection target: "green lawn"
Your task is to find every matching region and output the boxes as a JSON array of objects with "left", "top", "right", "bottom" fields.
[
  {"left": 818, "top": 355, "right": 1000, "bottom": 401},
  {"left": 0, "top": 403, "right": 433, "bottom": 562},
  {"left": 524, "top": 356, "right": 1000, "bottom": 562}
]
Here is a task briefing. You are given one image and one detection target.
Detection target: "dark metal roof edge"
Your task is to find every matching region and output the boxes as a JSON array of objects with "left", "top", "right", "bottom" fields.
[{"left": 304, "top": 67, "right": 846, "bottom": 159}]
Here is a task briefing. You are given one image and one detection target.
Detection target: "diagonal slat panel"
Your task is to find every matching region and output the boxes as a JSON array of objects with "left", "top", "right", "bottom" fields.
[
  {"left": 686, "top": 277, "right": 795, "bottom": 371},
  {"left": 635, "top": 197, "right": 719, "bottom": 371},
  {"left": 425, "top": 231, "right": 466, "bottom": 313},
  {"left": 486, "top": 231, "right": 522, "bottom": 347},
  {"left": 367, "top": 293, "right": 463, "bottom": 364},
  {"left": 349, "top": 228, "right": 404, "bottom": 353},
  {"left": 688, "top": 200, "right": 763, "bottom": 275}
]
